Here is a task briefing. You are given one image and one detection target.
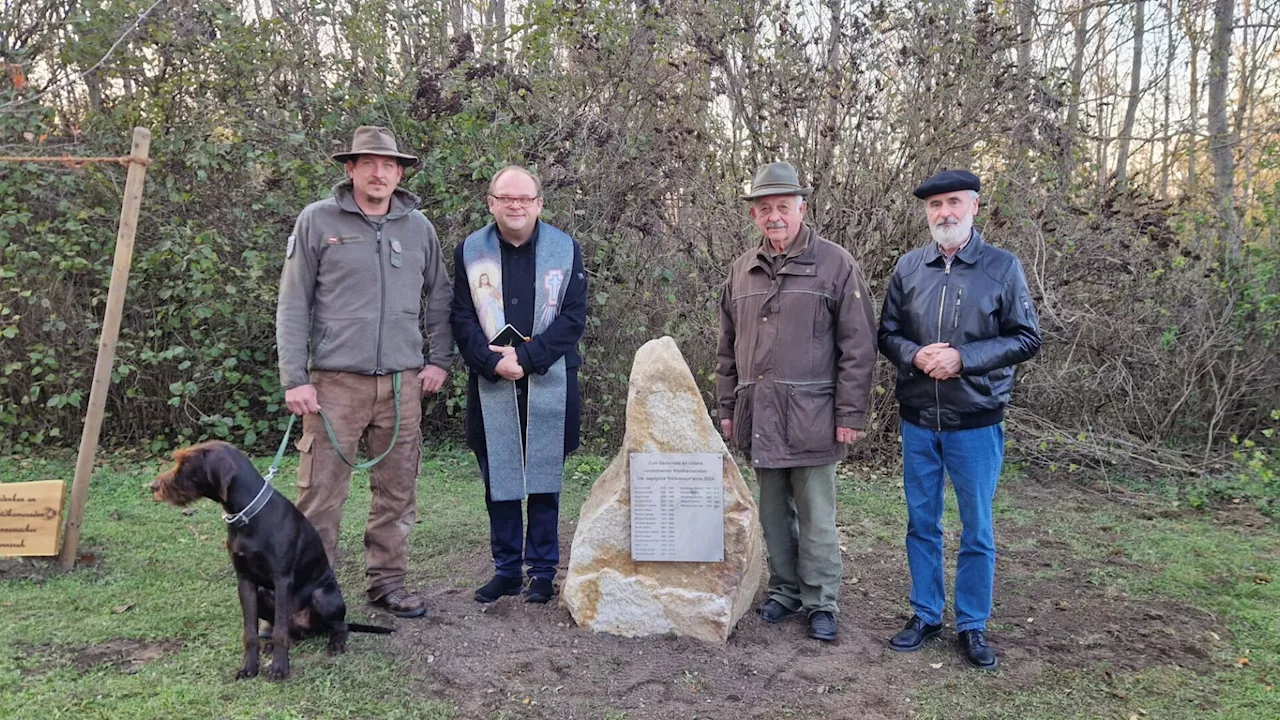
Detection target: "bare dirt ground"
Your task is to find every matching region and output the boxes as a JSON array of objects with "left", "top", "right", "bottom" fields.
[{"left": 371, "top": 477, "right": 1225, "bottom": 720}]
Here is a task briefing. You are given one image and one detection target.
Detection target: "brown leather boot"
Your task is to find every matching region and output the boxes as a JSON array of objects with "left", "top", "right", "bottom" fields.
[{"left": 372, "top": 588, "right": 426, "bottom": 618}]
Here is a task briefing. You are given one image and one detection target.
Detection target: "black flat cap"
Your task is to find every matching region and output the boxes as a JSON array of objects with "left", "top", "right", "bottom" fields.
[{"left": 912, "top": 170, "right": 981, "bottom": 199}]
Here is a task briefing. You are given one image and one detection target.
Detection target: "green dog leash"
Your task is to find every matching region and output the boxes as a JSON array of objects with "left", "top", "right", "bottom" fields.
[{"left": 263, "top": 372, "right": 403, "bottom": 482}]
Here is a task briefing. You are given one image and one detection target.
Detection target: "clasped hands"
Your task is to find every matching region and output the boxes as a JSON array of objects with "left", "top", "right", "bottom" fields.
[
  {"left": 489, "top": 345, "right": 526, "bottom": 381},
  {"left": 913, "top": 342, "right": 962, "bottom": 380}
]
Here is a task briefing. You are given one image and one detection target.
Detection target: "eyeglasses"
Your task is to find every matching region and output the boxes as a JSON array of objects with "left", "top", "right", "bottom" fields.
[{"left": 489, "top": 194, "right": 541, "bottom": 206}]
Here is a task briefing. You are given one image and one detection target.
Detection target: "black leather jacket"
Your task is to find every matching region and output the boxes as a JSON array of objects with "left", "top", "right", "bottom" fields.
[{"left": 878, "top": 230, "right": 1041, "bottom": 430}]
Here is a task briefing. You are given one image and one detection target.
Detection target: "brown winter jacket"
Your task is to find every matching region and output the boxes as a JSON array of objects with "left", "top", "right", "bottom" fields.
[{"left": 716, "top": 225, "right": 877, "bottom": 469}]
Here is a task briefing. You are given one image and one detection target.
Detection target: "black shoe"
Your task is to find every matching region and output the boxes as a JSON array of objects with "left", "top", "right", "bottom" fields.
[
  {"left": 525, "top": 577, "right": 555, "bottom": 604},
  {"left": 474, "top": 574, "right": 523, "bottom": 603},
  {"left": 888, "top": 615, "right": 943, "bottom": 651},
  {"left": 760, "top": 599, "right": 798, "bottom": 624},
  {"left": 808, "top": 611, "right": 837, "bottom": 642},
  {"left": 958, "top": 629, "right": 998, "bottom": 669}
]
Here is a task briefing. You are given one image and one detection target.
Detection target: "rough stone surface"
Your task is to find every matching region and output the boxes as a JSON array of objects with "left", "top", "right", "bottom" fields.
[{"left": 562, "top": 337, "right": 764, "bottom": 643}]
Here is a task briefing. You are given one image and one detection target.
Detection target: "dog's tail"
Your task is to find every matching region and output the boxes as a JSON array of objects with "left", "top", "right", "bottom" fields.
[{"left": 347, "top": 622, "right": 394, "bottom": 634}]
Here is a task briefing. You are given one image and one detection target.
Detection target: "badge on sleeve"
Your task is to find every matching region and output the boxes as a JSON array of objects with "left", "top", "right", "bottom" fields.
[{"left": 286, "top": 234, "right": 296, "bottom": 259}]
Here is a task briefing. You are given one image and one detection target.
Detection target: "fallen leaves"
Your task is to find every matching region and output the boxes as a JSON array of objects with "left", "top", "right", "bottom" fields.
[{"left": 111, "top": 602, "right": 135, "bottom": 614}]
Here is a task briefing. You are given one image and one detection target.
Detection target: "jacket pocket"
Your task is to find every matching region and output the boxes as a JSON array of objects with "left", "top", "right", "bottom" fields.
[
  {"left": 784, "top": 383, "right": 836, "bottom": 454},
  {"left": 383, "top": 310, "right": 426, "bottom": 370},
  {"left": 311, "top": 325, "right": 332, "bottom": 357},
  {"left": 310, "top": 316, "right": 379, "bottom": 371},
  {"left": 732, "top": 385, "right": 754, "bottom": 452},
  {"left": 969, "top": 373, "right": 994, "bottom": 396}
]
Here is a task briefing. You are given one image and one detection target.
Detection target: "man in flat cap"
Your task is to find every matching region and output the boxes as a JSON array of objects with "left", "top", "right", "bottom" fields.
[
  {"left": 276, "top": 125, "right": 454, "bottom": 619},
  {"left": 716, "top": 162, "right": 877, "bottom": 642},
  {"left": 877, "top": 169, "right": 1041, "bottom": 668}
]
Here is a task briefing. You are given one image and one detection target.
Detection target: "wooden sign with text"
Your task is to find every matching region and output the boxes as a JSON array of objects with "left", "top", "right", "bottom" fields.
[{"left": 1, "top": 481, "right": 65, "bottom": 556}]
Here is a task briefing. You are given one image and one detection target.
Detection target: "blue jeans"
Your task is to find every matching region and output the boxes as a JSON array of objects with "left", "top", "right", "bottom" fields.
[{"left": 900, "top": 419, "right": 1003, "bottom": 632}]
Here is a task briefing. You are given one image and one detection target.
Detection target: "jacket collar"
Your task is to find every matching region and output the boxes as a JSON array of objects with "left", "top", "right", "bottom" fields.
[
  {"left": 332, "top": 180, "right": 422, "bottom": 221},
  {"left": 752, "top": 224, "right": 817, "bottom": 272},
  {"left": 924, "top": 228, "right": 985, "bottom": 266}
]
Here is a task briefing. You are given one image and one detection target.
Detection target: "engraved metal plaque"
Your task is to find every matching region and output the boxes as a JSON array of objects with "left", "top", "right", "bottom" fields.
[{"left": 630, "top": 452, "right": 724, "bottom": 562}]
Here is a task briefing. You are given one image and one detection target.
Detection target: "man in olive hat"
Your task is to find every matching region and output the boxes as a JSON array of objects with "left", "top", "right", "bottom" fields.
[
  {"left": 715, "top": 162, "right": 877, "bottom": 642},
  {"left": 276, "top": 125, "right": 454, "bottom": 618},
  {"left": 878, "top": 169, "right": 1041, "bottom": 669}
]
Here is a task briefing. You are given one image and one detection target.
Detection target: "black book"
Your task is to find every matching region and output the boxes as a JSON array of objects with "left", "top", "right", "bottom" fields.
[{"left": 490, "top": 324, "right": 529, "bottom": 347}]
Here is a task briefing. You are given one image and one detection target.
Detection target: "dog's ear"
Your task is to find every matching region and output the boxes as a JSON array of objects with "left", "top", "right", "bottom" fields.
[{"left": 199, "top": 444, "right": 241, "bottom": 502}]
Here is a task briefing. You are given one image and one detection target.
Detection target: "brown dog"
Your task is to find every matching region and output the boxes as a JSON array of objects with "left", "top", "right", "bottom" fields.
[{"left": 151, "top": 440, "right": 391, "bottom": 681}]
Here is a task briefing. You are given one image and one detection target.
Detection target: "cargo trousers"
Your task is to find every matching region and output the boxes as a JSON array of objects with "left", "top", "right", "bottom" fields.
[{"left": 294, "top": 370, "right": 422, "bottom": 602}]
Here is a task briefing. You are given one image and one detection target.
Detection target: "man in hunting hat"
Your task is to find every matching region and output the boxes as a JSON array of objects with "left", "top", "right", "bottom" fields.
[
  {"left": 716, "top": 161, "right": 877, "bottom": 642},
  {"left": 878, "top": 169, "right": 1041, "bottom": 669},
  {"left": 276, "top": 125, "right": 454, "bottom": 618}
]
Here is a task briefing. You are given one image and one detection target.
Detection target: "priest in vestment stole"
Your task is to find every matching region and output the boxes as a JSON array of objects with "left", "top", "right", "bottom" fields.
[{"left": 450, "top": 166, "right": 588, "bottom": 605}]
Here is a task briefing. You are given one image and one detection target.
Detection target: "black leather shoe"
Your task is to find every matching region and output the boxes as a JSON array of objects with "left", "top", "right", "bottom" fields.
[
  {"left": 888, "top": 615, "right": 943, "bottom": 651},
  {"left": 525, "top": 577, "right": 555, "bottom": 604},
  {"left": 760, "top": 599, "right": 798, "bottom": 624},
  {"left": 474, "top": 574, "right": 523, "bottom": 603},
  {"left": 808, "top": 611, "right": 837, "bottom": 642},
  {"left": 958, "top": 629, "right": 998, "bottom": 669}
]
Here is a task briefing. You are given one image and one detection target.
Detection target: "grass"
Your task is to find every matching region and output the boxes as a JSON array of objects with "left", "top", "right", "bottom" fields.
[
  {"left": 2, "top": 450, "right": 1278, "bottom": 719},
  {"left": 0, "top": 449, "right": 604, "bottom": 720}
]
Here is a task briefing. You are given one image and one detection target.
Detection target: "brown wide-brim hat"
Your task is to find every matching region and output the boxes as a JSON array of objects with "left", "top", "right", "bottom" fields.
[
  {"left": 331, "top": 125, "right": 419, "bottom": 167},
  {"left": 741, "top": 161, "right": 813, "bottom": 200}
]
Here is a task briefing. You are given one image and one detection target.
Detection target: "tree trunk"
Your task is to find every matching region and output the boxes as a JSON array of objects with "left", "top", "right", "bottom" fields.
[
  {"left": 1062, "top": 2, "right": 1090, "bottom": 186},
  {"left": 813, "top": 0, "right": 843, "bottom": 197},
  {"left": 1184, "top": 3, "right": 1203, "bottom": 192},
  {"left": 1095, "top": 13, "right": 1112, "bottom": 194},
  {"left": 1160, "top": 0, "right": 1174, "bottom": 198},
  {"left": 450, "top": 0, "right": 464, "bottom": 37},
  {"left": 1114, "top": 0, "right": 1145, "bottom": 187},
  {"left": 1208, "top": 0, "right": 1239, "bottom": 257},
  {"left": 84, "top": 68, "right": 102, "bottom": 112},
  {"left": 1017, "top": 0, "right": 1036, "bottom": 72},
  {"left": 493, "top": 0, "right": 506, "bottom": 50}
]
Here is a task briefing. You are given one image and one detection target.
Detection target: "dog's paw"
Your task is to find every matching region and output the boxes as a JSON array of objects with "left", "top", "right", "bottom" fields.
[
  {"left": 266, "top": 664, "right": 291, "bottom": 682},
  {"left": 328, "top": 639, "right": 348, "bottom": 655},
  {"left": 234, "top": 665, "right": 259, "bottom": 680}
]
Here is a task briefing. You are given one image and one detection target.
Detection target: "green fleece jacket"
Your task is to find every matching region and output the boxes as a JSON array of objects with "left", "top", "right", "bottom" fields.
[{"left": 276, "top": 181, "right": 454, "bottom": 389}]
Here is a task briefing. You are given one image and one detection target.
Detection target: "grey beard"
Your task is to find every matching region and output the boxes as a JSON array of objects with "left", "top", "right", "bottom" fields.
[{"left": 930, "top": 215, "right": 972, "bottom": 250}]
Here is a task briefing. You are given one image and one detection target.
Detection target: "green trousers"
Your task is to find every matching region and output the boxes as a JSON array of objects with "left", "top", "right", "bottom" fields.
[{"left": 755, "top": 462, "right": 841, "bottom": 615}]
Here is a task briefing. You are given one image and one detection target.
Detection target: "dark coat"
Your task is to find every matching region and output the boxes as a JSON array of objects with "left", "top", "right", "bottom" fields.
[
  {"left": 878, "top": 229, "right": 1041, "bottom": 431},
  {"left": 450, "top": 221, "right": 587, "bottom": 459}
]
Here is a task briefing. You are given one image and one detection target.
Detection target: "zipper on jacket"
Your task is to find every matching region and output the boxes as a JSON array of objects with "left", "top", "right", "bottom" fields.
[
  {"left": 953, "top": 287, "right": 963, "bottom": 328},
  {"left": 934, "top": 263, "right": 951, "bottom": 431},
  {"left": 375, "top": 222, "right": 386, "bottom": 375}
]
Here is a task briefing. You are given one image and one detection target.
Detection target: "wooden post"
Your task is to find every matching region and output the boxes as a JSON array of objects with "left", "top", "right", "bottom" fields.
[{"left": 56, "top": 127, "right": 151, "bottom": 569}]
